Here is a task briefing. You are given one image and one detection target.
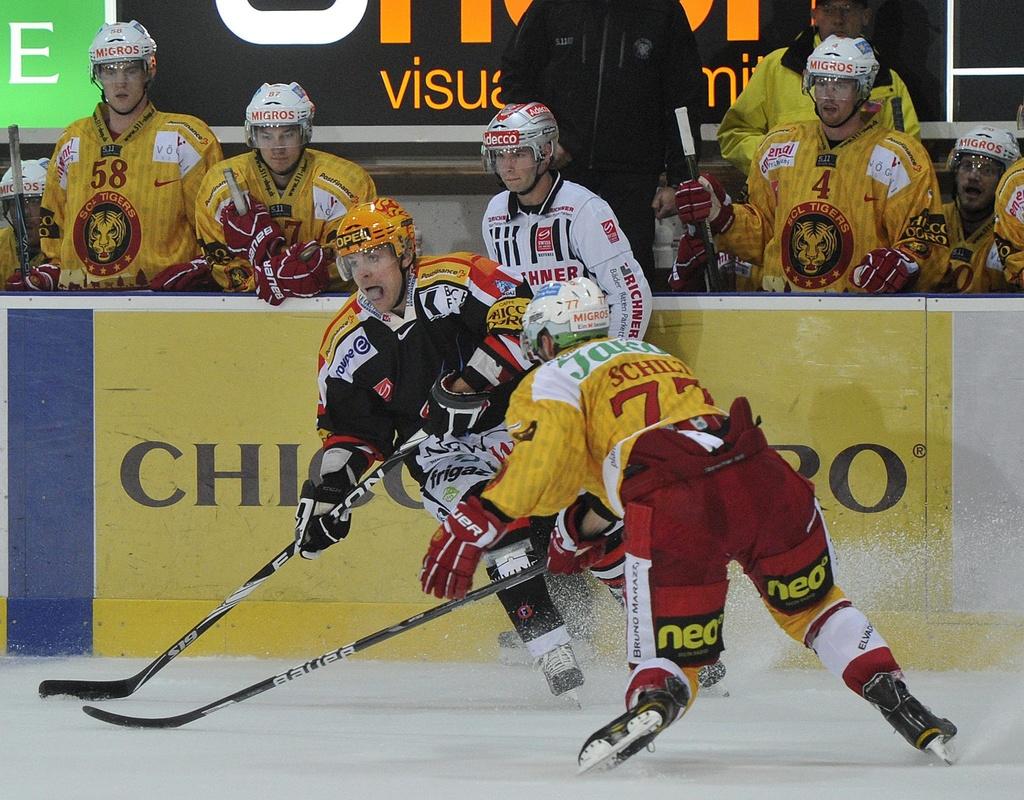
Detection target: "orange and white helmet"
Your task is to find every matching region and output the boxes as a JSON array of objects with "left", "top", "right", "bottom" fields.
[
  {"left": 244, "top": 82, "right": 316, "bottom": 147},
  {"left": 482, "top": 102, "right": 559, "bottom": 173},
  {"left": 333, "top": 198, "right": 416, "bottom": 280},
  {"left": 947, "top": 126, "right": 1021, "bottom": 174},
  {"left": 0, "top": 158, "right": 48, "bottom": 201},
  {"left": 89, "top": 21, "right": 156, "bottom": 75},
  {"left": 802, "top": 35, "right": 879, "bottom": 102}
]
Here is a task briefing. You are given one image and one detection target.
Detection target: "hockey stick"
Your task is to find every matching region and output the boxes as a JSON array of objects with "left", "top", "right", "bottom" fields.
[
  {"left": 673, "top": 107, "right": 723, "bottom": 292},
  {"left": 39, "top": 430, "right": 428, "bottom": 701},
  {"left": 7, "top": 125, "right": 32, "bottom": 280},
  {"left": 83, "top": 561, "right": 546, "bottom": 729}
]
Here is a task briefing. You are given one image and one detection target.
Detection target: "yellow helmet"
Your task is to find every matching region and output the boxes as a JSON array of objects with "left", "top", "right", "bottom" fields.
[{"left": 333, "top": 198, "right": 416, "bottom": 280}]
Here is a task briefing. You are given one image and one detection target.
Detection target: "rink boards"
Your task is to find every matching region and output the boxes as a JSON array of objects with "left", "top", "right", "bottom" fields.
[{"left": 2, "top": 294, "right": 1023, "bottom": 667}]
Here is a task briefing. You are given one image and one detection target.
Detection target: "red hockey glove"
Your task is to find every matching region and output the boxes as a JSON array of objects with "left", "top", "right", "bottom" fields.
[
  {"left": 5, "top": 264, "right": 60, "bottom": 291},
  {"left": 425, "top": 371, "right": 492, "bottom": 437},
  {"left": 851, "top": 248, "right": 920, "bottom": 294},
  {"left": 547, "top": 497, "right": 617, "bottom": 575},
  {"left": 674, "top": 174, "right": 734, "bottom": 235},
  {"left": 420, "top": 495, "right": 507, "bottom": 599},
  {"left": 149, "top": 258, "right": 219, "bottom": 291},
  {"left": 219, "top": 200, "right": 285, "bottom": 267},
  {"left": 668, "top": 226, "right": 708, "bottom": 292},
  {"left": 255, "top": 240, "right": 330, "bottom": 306}
]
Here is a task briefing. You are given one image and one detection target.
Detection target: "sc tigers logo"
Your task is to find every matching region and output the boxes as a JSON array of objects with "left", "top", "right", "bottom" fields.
[
  {"left": 780, "top": 202, "right": 854, "bottom": 289},
  {"left": 72, "top": 191, "right": 141, "bottom": 277}
]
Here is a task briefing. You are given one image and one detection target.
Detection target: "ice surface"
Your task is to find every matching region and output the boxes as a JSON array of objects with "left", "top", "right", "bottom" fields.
[{"left": 2, "top": 655, "right": 1021, "bottom": 800}]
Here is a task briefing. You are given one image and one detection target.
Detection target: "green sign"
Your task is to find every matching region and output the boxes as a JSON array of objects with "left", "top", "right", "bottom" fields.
[{"left": 1, "top": 1, "right": 109, "bottom": 128}]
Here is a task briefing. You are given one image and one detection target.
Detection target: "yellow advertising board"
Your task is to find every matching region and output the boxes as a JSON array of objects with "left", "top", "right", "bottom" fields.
[{"left": 89, "top": 302, "right": 972, "bottom": 665}]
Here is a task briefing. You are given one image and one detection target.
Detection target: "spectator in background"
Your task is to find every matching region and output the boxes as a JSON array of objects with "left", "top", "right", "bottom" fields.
[
  {"left": 934, "top": 126, "right": 1020, "bottom": 293},
  {"left": 718, "top": 0, "right": 920, "bottom": 179},
  {"left": 499, "top": 0, "right": 706, "bottom": 289},
  {"left": 675, "top": 37, "right": 947, "bottom": 294},
  {"left": 154, "top": 82, "right": 376, "bottom": 305},
  {"left": 1, "top": 159, "right": 50, "bottom": 289},
  {"left": 20, "top": 21, "right": 222, "bottom": 291}
]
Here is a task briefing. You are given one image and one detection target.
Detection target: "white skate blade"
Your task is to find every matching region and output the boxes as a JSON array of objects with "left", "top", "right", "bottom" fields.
[
  {"left": 577, "top": 710, "right": 662, "bottom": 774},
  {"left": 925, "top": 734, "right": 956, "bottom": 765}
]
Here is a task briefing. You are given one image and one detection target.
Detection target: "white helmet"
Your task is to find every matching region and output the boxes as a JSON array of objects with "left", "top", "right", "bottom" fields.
[
  {"left": 89, "top": 21, "right": 156, "bottom": 73},
  {"left": 802, "top": 35, "right": 879, "bottom": 102},
  {"left": 0, "top": 158, "right": 49, "bottom": 201},
  {"left": 947, "top": 126, "right": 1021, "bottom": 173},
  {"left": 520, "top": 277, "right": 609, "bottom": 363},
  {"left": 245, "top": 82, "right": 316, "bottom": 147},
  {"left": 482, "top": 102, "right": 558, "bottom": 173}
]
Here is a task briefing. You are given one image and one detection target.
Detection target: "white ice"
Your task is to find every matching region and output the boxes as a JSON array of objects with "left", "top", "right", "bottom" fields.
[{"left": 2, "top": 654, "right": 1022, "bottom": 800}]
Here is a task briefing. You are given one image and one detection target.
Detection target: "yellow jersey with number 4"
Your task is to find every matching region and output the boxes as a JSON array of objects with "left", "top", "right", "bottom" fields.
[
  {"left": 483, "top": 338, "right": 722, "bottom": 520},
  {"left": 40, "top": 104, "right": 222, "bottom": 289},
  {"left": 719, "top": 118, "right": 948, "bottom": 293},
  {"left": 195, "top": 149, "right": 376, "bottom": 292}
]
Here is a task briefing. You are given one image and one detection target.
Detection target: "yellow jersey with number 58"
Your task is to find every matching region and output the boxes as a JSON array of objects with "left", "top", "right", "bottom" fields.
[
  {"left": 194, "top": 149, "right": 376, "bottom": 292},
  {"left": 40, "top": 104, "right": 222, "bottom": 289},
  {"left": 719, "top": 118, "right": 948, "bottom": 293},
  {"left": 483, "top": 338, "right": 722, "bottom": 520}
]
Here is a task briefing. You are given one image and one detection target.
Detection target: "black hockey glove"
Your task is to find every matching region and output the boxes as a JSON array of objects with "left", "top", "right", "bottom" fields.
[
  {"left": 425, "top": 371, "right": 491, "bottom": 438},
  {"left": 294, "top": 478, "right": 353, "bottom": 560}
]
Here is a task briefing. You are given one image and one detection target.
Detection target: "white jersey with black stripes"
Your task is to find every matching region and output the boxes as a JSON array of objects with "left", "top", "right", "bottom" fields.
[{"left": 482, "top": 173, "right": 652, "bottom": 341}]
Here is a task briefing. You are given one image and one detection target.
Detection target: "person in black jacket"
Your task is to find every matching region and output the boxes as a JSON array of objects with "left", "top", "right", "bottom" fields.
[{"left": 500, "top": 0, "right": 706, "bottom": 289}]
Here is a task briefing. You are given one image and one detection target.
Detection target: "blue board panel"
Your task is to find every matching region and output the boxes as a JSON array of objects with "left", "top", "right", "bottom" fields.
[{"left": 7, "top": 309, "right": 94, "bottom": 654}]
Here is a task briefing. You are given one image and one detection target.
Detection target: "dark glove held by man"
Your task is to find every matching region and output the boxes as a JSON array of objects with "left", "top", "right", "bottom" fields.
[
  {"left": 294, "top": 479, "right": 353, "bottom": 560},
  {"left": 425, "top": 371, "right": 491, "bottom": 437}
]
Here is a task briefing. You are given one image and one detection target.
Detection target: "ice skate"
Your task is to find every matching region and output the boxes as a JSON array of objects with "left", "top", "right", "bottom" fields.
[
  {"left": 577, "top": 677, "right": 690, "bottom": 773},
  {"left": 862, "top": 672, "right": 957, "bottom": 765},
  {"left": 697, "top": 660, "right": 729, "bottom": 697},
  {"left": 537, "top": 641, "right": 584, "bottom": 703}
]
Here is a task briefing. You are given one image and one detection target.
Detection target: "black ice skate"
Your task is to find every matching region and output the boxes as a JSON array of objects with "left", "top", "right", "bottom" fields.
[
  {"left": 537, "top": 642, "right": 584, "bottom": 701},
  {"left": 862, "top": 672, "right": 957, "bottom": 764},
  {"left": 577, "top": 677, "right": 690, "bottom": 773},
  {"left": 697, "top": 660, "right": 729, "bottom": 697}
]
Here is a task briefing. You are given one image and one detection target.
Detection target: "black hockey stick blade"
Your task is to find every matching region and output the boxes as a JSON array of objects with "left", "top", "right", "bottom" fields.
[
  {"left": 42, "top": 430, "right": 427, "bottom": 701},
  {"left": 39, "top": 541, "right": 297, "bottom": 701},
  {"left": 82, "top": 562, "right": 546, "bottom": 729},
  {"left": 7, "top": 125, "right": 33, "bottom": 279}
]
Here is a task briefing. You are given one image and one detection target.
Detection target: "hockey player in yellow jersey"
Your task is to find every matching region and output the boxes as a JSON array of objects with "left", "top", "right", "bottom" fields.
[
  {"left": 995, "top": 157, "right": 1024, "bottom": 288},
  {"left": 24, "top": 21, "right": 222, "bottom": 291},
  {"left": 676, "top": 36, "right": 948, "bottom": 294},
  {"left": 420, "top": 277, "right": 957, "bottom": 772},
  {"left": 153, "top": 82, "right": 376, "bottom": 302},
  {"left": 934, "top": 126, "right": 1019, "bottom": 293},
  {"left": 1, "top": 159, "right": 50, "bottom": 289}
]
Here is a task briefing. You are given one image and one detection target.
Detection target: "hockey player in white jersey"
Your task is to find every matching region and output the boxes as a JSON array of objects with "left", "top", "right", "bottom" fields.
[{"left": 482, "top": 103, "right": 652, "bottom": 341}]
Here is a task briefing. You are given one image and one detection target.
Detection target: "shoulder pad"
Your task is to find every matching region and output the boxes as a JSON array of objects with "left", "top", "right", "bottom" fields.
[
  {"left": 163, "top": 115, "right": 214, "bottom": 148},
  {"left": 416, "top": 254, "right": 474, "bottom": 288}
]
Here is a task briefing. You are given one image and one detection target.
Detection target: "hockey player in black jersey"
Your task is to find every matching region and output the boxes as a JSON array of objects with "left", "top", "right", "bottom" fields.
[{"left": 293, "top": 197, "right": 594, "bottom": 697}]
